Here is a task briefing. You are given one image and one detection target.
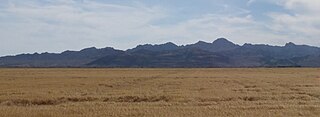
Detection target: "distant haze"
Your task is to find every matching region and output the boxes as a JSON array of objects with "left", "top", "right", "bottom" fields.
[{"left": 0, "top": 0, "right": 319, "bottom": 56}]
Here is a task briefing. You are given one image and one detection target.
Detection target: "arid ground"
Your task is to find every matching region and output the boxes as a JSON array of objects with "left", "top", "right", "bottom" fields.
[{"left": 0, "top": 68, "right": 319, "bottom": 117}]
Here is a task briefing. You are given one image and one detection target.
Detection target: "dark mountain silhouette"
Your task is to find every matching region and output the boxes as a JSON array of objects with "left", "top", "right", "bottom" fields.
[
  {"left": 186, "top": 38, "right": 239, "bottom": 52},
  {"left": 127, "top": 42, "right": 179, "bottom": 53},
  {"left": 0, "top": 47, "right": 123, "bottom": 67},
  {"left": 89, "top": 48, "right": 231, "bottom": 68},
  {"left": 0, "top": 38, "right": 319, "bottom": 67}
]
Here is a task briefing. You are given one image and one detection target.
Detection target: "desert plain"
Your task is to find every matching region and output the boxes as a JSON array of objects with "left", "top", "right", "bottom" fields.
[{"left": 0, "top": 68, "right": 319, "bottom": 117}]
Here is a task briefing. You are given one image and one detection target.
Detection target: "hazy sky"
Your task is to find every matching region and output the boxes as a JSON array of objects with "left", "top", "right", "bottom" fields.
[{"left": 0, "top": 0, "right": 319, "bottom": 56}]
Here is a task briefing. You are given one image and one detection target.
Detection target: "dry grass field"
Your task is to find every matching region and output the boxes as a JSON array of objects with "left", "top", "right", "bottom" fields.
[{"left": 0, "top": 68, "right": 319, "bottom": 117}]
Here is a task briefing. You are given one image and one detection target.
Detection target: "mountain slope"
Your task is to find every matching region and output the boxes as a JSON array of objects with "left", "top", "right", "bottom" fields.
[
  {"left": 0, "top": 47, "right": 123, "bottom": 67},
  {"left": 186, "top": 38, "right": 240, "bottom": 52},
  {"left": 127, "top": 42, "right": 179, "bottom": 53},
  {"left": 88, "top": 48, "right": 232, "bottom": 68},
  {"left": 1, "top": 38, "right": 319, "bottom": 67}
]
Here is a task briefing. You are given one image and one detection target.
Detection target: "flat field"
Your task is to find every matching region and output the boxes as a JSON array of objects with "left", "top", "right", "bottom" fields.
[{"left": 0, "top": 68, "right": 319, "bottom": 117}]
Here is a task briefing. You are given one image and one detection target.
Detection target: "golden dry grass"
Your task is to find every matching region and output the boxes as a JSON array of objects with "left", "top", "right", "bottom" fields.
[{"left": 0, "top": 68, "right": 319, "bottom": 117}]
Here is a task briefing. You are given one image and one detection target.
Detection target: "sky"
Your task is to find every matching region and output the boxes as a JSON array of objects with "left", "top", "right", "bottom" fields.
[{"left": 0, "top": 0, "right": 319, "bottom": 56}]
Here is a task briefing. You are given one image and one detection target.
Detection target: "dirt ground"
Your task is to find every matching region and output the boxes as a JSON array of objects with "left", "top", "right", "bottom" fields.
[{"left": 0, "top": 68, "right": 319, "bottom": 117}]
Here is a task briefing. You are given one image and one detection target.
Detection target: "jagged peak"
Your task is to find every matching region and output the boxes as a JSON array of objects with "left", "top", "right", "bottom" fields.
[
  {"left": 101, "top": 47, "right": 116, "bottom": 50},
  {"left": 212, "top": 38, "right": 236, "bottom": 46},
  {"left": 80, "top": 47, "right": 97, "bottom": 51},
  {"left": 214, "top": 37, "right": 228, "bottom": 41},
  {"left": 127, "top": 42, "right": 179, "bottom": 52},
  {"left": 243, "top": 43, "right": 253, "bottom": 46},
  {"left": 136, "top": 42, "right": 178, "bottom": 47},
  {"left": 161, "top": 42, "right": 178, "bottom": 46},
  {"left": 195, "top": 41, "right": 209, "bottom": 44},
  {"left": 285, "top": 42, "right": 296, "bottom": 47}
]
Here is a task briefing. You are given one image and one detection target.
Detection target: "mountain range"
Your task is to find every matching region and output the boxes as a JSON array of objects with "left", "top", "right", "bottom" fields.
[{"left": 1, "top": 38, "right": 320, "bottom": 68}]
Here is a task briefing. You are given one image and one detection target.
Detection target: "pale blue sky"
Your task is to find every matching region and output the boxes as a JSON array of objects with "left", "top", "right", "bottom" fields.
[{"left": 0, "top": 0, "right": 319, "bottom": 56}]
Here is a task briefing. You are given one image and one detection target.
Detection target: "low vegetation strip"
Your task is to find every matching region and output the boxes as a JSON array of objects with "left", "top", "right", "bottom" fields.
[{"left": 0, "top": 68, "right": 319, "bottom": 116}]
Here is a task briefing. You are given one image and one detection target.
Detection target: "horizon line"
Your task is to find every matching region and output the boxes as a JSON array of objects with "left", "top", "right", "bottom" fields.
[{"left": 1, "top": 38, "right": 319, "bottom": 57}]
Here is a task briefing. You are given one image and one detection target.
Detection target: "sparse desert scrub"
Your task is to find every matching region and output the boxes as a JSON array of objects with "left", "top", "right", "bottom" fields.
[{"left": 0, "top": 68, "right": 319, "bottom": 117}]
